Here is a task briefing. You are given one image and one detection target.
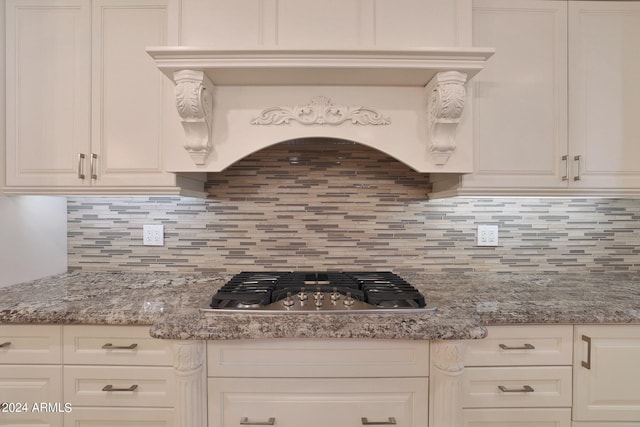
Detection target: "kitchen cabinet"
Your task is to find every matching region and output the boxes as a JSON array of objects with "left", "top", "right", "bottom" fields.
[
  {"left": 0, "top": 325, "right": 63, "bottom": 426},
  {"left": 207, "top": 339, "right": 430, "bottom": 427},
  {"left": 62, "top": 325, "right": 175, "bottom": 425},
  {"left": 4, "top": 0, "right": 205, "bottom": 196},
  {"left": 462, "top": 325, "right": 573, "bottom": 427},
  {"left": 431, "top": 0, "right": 640, "bottom": 198},
  {"left": 573, "top": 325, "right": 640, "bottom": 424}
]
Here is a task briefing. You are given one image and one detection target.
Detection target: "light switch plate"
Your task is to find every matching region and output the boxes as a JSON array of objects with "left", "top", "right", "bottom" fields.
[
  {"left": 477, "top": 225, "right": 499, "bottom": 246},
  {"left": 143, "top": 224, "right": 164, "bottom": 246}
]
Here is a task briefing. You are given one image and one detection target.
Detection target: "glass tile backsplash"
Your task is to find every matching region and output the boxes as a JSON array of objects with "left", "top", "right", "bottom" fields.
[{"left": 67, "top": 143, "right": 640, "bottom": 273}]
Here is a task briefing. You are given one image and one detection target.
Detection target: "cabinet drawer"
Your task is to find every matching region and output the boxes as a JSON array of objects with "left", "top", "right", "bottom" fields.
[
  {"left": 208, "top": 339, "right": 429, "bottom": 378},
  {"left": 208, "top": 378, "right": 428, "bottom": 427},
  {"left": 64, "top": 366, "right": 175, "bottom": 407},
  {"left": 65, "top": 407, "right": 174, "bottom": 426},
  {"left": 463, "top": 366, "right": 572, "bottom": 408},
  {"left": 0, "top": 324, "right": 62, "bottom": 364},
  {"left": 463, "top": 408, "right": 571, "bottom": 427},
  {"left": 464, "top": 325, "right": 573, "bottom": 366},
  {"left": 63, "top": 325, "right": 172, "bottom": 366},
  {"left": 0, "top": 365, "right": 63, "bottom": 426}
]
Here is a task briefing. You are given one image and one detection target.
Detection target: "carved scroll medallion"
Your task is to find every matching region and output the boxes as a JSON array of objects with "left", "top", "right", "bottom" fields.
[{"left": 251, "top": 96, "right": 391, "bottom": 126}]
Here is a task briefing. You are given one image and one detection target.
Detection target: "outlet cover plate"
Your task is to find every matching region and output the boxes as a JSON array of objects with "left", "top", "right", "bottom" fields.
[
  {"left": 143, "top": 224, "right": 164, "bottom": 246},
  {"left": 477, "top": 225, "right": 499, "bottom": 246}
]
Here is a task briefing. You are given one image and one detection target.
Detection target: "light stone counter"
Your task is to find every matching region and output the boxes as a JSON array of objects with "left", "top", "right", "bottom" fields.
[{"left": 0, "top": 271, "right": 638, "bottom": 340}]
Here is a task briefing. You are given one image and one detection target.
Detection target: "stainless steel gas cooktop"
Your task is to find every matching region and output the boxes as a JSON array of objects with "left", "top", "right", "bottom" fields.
[{"left": 201, "top": 271, "right": 436, "bottom": 313}]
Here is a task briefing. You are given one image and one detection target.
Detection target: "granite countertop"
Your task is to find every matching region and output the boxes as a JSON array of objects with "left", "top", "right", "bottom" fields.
[{"left": 0, "top": 271, "right": 638, "bottom": 340}]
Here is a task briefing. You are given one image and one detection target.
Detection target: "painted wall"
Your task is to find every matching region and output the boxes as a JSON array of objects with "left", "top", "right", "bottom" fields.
[
  {"left": 67, "top": 142, "right": 640, "bottom": 274},
  {"left": 0, "top": 195, "right": 68, "bottom": 287}
]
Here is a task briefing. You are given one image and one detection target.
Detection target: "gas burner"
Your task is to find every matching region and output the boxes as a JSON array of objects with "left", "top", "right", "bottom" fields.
[{"left": 203, "top": 271, "right": 436, "bottom": 313}]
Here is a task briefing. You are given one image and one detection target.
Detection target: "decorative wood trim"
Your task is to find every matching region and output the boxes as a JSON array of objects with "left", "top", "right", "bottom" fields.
[
  {"left": 173, "top": 70, "right": 214, "bottom": 165},
  {"left": 426, "top": 71, "right": 468, "bottom": 166},
  {"left": 173, "top": 340, "right": 206, "bottom": 427},
  {"left": 430, "top": 340, "right": 464, "bottom": 427},
  {"left": 251, "top": 96, "right": 390, "bottom": 126}
]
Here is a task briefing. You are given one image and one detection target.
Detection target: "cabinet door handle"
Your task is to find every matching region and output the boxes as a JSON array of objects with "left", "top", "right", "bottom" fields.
[
  {"left": 499, "top": 343, "right": 535, "bottom": 350},
  {"left": 574, "top": 155, "right": 581, "bottom": 181},
  {"left": 240, "top": 417, "right": 275, "bottom": 425},
  {"left": 90, "top": 153, "right": 98, "bottom": 179},
  {"left": 362, "top": 417, "right": 397, "bottom": 425},
  {"left": 102, "top": 384, "right": 138, "bottom": 392},
  {"left": 0, "top": 342, "right": 11, "bottom": 348},
  {"left": 561, "top": 155, "right": 568, "bottom": 181},
  {"left": 102, "top": 343, "right": 138, "bottom": 350},
  {"left": 582, "top": 334, "right": 591, "bottom": 369},
  {"left": 498, "top": 385, "right": 534, "bottom": 393},
  {"left": 77, "top": 153, "right": 86, "bottom": 179}
]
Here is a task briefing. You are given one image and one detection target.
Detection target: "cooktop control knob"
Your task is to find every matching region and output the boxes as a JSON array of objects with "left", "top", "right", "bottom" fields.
[
  {"left": 283, "top": 292, "right": 295, "bottom": 308},
  {"left": 313, "top": 288, "right": 324, "bottom": 301},
  {"left": 330, "top": 287, "right": 341, "bottom": 301},
  {"left": 343, "top": 292, "right": 355, "bottom": 308},
  {"left": 297, "top": 287, "right": 308, "bottom": 301}
]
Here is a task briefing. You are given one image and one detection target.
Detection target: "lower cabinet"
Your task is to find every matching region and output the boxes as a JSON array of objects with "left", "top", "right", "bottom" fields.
[
  {"left": 0, "top": 324, "right": 63, "bottom": 427},
  {"left": 63, "top": 407, "right": 174, "bottom": 426},
  {"left": 62, "top": 325, "right": 175, "bottom": 425},
  {"left": 207, "top": 339, "right": 430, "bottom": 427},
  {"left": 0, "top": 365, "right": 64, "bottom": 426},
  {"left": 210, "top": 378, "right": 428, "bottom": 427},
  {"left": 462, "top": 325, "right": 573, "bottom": 427},
  {"left": 573, "top": 325, "right": 640, "bottom": 423}
]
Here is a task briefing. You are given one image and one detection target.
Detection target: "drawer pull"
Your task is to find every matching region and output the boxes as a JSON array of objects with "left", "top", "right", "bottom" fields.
[
  {"left": 102, "top": 343, "right": 138, "bottom": 350},
  {"left": 0, "top": 342, "right": 11, "bottom": 348},
  {"left": 582, "top": 334, "right": 591, "bottom": 369},
  {"left": 362, "top": 417, "right": 397, "bottom": 425},
  {"left": 102, "top": 384, "right": 138, "bottom": 392},
  {"left": 499, "top": 343, "right": 535, "bottom": 350},
  {"left": 240, "top": 417, "right": 275, "bottom": 425},
  {"left": 498, "top": 385, "right": 534, "bottom": 393}
]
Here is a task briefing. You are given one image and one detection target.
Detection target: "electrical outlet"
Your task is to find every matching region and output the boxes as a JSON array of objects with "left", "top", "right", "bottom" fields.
[
  {"left": 143, "top": 224, "right": 164, "bottom": 246},
  {"left": 477, "top": 225, "right": 499, "bottom": 246}
]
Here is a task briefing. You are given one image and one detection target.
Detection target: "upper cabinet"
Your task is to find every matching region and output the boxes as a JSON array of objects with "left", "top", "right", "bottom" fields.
[
  {"left": 431, "top": 0, "right": 640, "bottom": 198},
  {"left": 4, "top": 0, "right": 205, "bottom": 195},
  {"left": 568, "top": 1, "right": 640, "bottom": 191}
]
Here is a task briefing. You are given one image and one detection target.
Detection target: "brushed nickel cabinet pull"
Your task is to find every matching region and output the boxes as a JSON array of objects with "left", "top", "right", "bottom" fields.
[
  {"left": 498, "top": 385, "right": 534, "bottom": 393},
  {"left": 582, "top": 334, "right": 591, "bottom": 369},
  {"left": 574, "top": 155, "right": 581, "bottom": 181},
  {"left": 240, "top": 417, "right": 276, "bottom": 425},
  {"left": 561, "top": 155, "right": 568, "bottom": 181},
  {"left": 90, "top": 153, "right": 98, "bottom": 180},
  {"left": 0, "top": 342, "right": 11, "bottom": 348},
  {"left": 102, "top": 343, "right": 138, "bottom": 350},
  {"left": 499, "top": 343, "right": 535, "bottom": 350},
  {"left": 102, "top": 384, "right": 138, "bottom": 392},
  {"left": 78, "top": 153, "right": 86, "bottom": 179},
  {"left": 362, "top": 417, "right": 397, "bottom": 425}
]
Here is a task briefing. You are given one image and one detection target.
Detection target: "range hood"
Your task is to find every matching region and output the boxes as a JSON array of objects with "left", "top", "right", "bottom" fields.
[
  {"left": 148, "top": 47, "right": 493, "bottom": 173},
  {"left": 146, "top": 0, "right": 494, "bottom": 174}
]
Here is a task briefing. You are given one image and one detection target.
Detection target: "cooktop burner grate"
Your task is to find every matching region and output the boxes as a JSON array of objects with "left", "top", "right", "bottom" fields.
[{"left": 205, "top": 271, "right": 434, "bottom": 313}]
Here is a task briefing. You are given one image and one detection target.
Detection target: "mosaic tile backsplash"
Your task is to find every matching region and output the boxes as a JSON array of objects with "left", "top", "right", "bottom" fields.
[{"left": 68, "top": 142, "right": 640, "bottom": 273}]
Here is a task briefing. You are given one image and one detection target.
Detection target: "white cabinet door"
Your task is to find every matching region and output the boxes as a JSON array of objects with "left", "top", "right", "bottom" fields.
[
  {"left": 64, "top": 407, "right": 174, "bottom": 426},
  {"left": 0, "top": 325, "right": 62, "bottom": 364},
  {"left": 209, "top": 378, "right": 429, "bottom": 427},
  {"left": 462, "top": 0, "right": 568, "bottom": 191},
  {"left": 574, "top": 325, "right": 640, "bottom": 422},
  {"left": 568, "top": 2, "right": 640, "bottom": 190},
  {"left": 91, "top": 0, "right": 176, "bottom": 188},
  {"left": 0, "top": 365, "right": 63, "bottom": 426},
  {"left": 5, "top": 0, "right": 91, "bottom": 187}
]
